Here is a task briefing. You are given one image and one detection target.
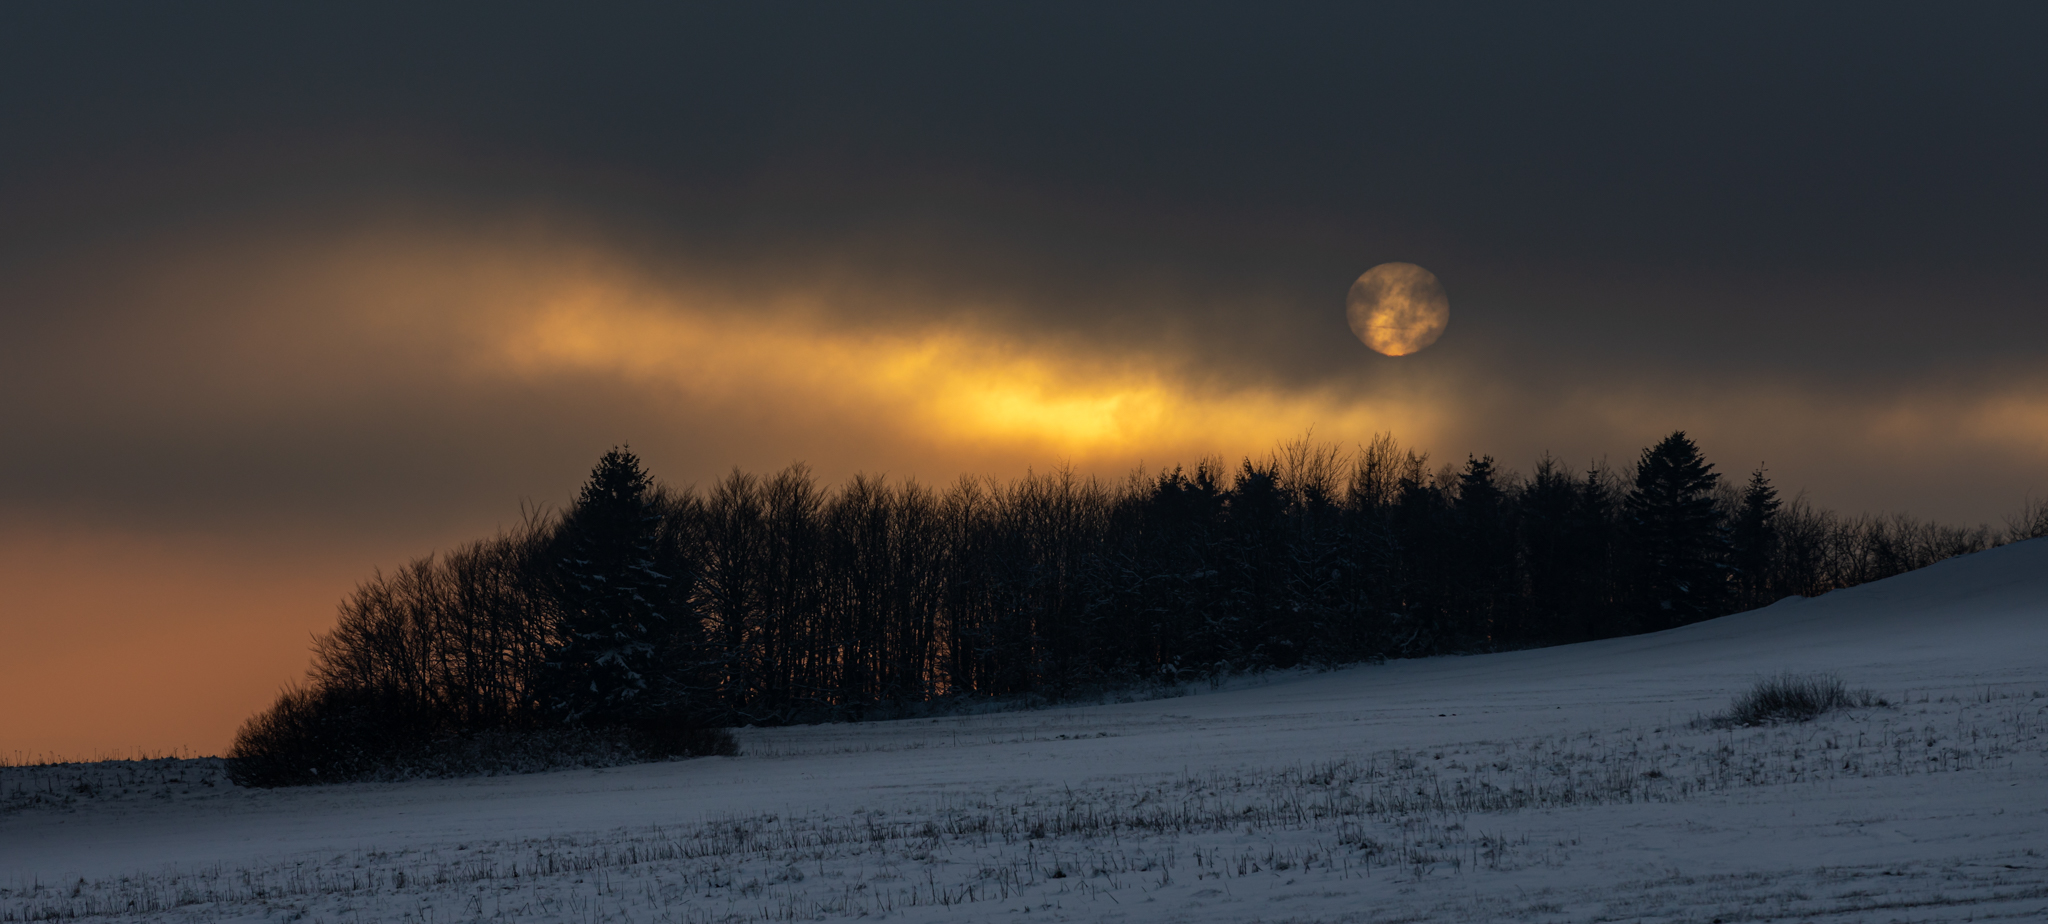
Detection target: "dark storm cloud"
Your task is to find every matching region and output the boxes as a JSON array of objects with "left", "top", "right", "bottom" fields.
[{"left": 8, "top": 4, "right": 2044, "bottom": 288}]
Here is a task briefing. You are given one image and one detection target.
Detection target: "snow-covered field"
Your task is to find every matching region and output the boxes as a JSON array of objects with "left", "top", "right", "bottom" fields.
[{"left": 5, "top": 540, "right": 2045, "bottom": 923}]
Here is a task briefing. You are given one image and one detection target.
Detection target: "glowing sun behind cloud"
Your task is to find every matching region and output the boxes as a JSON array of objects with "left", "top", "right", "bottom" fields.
[
  {"left": 1347, "top": 262, "right": 1450, "bottom": 357},
  {"left": 493, "top": 284, "right": 1431, "bottom": 463}
]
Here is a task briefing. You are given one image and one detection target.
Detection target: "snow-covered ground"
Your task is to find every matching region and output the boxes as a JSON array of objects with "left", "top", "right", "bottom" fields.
[{"left": 5, "top": 539, "right": 2046, "bottom": 923}]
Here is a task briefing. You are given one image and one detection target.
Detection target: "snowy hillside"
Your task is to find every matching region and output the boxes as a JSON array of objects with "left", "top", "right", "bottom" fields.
[{"left": 6, "top": 538, "right": 2046, "bottom": 923}]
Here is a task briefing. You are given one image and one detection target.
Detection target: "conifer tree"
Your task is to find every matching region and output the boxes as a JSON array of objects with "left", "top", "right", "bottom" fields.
[
  {"left": 1571, "top": 463, "right": 1624, "bottom": 638},
  {"left": 1387, "top": 452, "right": 1449, "bottom": 654},
  {"left": 545, "top": 447, "right": 674, "bottom": 726},
  {"left": 1730, "top": 467, "right": 1782, "bottom": 609},
  {"left": 1518, "top": 455, "right": 1578, "bottom": 641},
  {"left": 1137, "top": 462, "right": 1228, "bottom": 672},
  {"left": 1452, "top": 455, "right": 1515, "bottom": 644},
  {"left": 1223, "top": 459, "right": 1291, "bottom": 666},
  {"left": 1624, "top": 432, "right": 1728, "bottom": 629}
]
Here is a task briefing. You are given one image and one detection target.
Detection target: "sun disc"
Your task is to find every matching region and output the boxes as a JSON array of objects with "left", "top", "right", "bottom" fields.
[{"left": 1346, "top": 262, "right": 1449, "bottom": 357}]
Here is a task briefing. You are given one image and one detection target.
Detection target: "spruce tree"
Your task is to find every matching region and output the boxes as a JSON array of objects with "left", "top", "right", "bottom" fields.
[
  {"left": 1223, "top": 460, "right": 1291, "bottom": 666},
  {"left": 1139, "top": 462, "right": 1228, "bottom": 672},
  {"left": 545, "top": 447, "right": 672, "bottom": 726},
  {"left": 1571, "top": 464, "right": 1623, "bottom": 638},
  {"left": 1387, "top": 454, "right": 1450, "bottom": 654},
  {"left": 1518, "top": 455, "right": 1578, "bottom": 642},
  {"left": 1730, "top": 467, "right": 1782, "bottom": 609},
  {"left": 1624, "top": 432, "right": 1728, "bottom": 629},
  {"left": 1451, "top": 455, "right": 1515, "bottom": 644}
]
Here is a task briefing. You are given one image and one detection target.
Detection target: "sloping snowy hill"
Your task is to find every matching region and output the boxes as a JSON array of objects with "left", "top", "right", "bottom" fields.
[{"left": 5, "top": 539, "right": 2045, "bottom": 923}]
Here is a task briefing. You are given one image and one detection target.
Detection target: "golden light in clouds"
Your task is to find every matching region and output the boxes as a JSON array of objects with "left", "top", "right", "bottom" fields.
[
  {"left": 1347, "top": 262, "right": 1449, "bottom": 356},
  {"left": 494, "top": 287, "right": 1432, "bottom": 462}
]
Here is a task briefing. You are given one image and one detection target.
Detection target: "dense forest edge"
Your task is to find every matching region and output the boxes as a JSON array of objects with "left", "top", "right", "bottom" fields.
[{"left": 226, "top": 432, "right": 2048, "bottom": 786}]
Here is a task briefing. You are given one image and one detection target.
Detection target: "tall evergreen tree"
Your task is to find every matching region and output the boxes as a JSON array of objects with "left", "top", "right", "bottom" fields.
[
  {"left": 1387, "top": 452, "right": 1449, "bottom": 654},
  {"left": 1223, "top": 459, "right": 1292, "bottom": 666},
  {"left": 1570, "top": 463, "right": 1624, "bottom": 638},
  {"left": 545, "top": 447, "right": 677, "bottom": 726},
  {"left": 1518, "top": 455, "right": 1578, "bottom": 641},
  {"left": 1451, "top": 455, "right": 1516, "bottom": 644},
  {"left": 1729, "top": 466, "right": 1782, "bottom": 609},
  {"left": 1624, "top": 432, "right": 1727, "bottom": 629},
  {"left": 1122, "top": 463, "right": 1224, "bottom": 672}
]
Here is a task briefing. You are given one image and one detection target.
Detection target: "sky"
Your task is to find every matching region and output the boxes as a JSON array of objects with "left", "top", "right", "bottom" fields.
[{"left": 3, "top": 4, "right": 2044, "bottom": 758}]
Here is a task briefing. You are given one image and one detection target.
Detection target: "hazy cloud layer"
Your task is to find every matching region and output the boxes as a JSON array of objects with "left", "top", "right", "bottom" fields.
[{"left": 5, "top": 204, "right": 2039, "bottom": 532}]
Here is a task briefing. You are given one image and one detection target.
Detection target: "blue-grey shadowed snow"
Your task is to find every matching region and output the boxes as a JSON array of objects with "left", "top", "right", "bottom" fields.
[{"left": 5, "top": 539, "right": 2045, "bottom": 924}]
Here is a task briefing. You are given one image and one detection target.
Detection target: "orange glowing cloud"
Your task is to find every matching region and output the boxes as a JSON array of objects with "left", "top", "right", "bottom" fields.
[{"left": 486, "top": 283, "right": 1437, "bottom": 463}]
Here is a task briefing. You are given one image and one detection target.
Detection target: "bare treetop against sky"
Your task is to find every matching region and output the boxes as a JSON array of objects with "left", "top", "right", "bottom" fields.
[{"left": 2, "top": 5, "right": 2045, "bottom": 757}]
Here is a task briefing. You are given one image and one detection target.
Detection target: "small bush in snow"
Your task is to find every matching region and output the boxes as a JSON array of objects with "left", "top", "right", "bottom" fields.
[{"left": 1706, "top": 672, "right": 1884, "bottom": 728}]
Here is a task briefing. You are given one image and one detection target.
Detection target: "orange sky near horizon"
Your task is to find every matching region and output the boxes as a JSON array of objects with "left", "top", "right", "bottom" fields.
[{"left": 0, "top": 525, "right": 358, "bottom": 761}]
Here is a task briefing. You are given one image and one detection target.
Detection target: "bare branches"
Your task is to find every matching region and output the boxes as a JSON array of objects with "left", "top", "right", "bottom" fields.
[{"left": 230, "top": 436, "right": 2031, "bottom": 785}]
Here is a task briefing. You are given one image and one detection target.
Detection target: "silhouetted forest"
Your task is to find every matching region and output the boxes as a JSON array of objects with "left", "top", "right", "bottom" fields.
[{"left": 228, "top": 433, "right": 2048, "bottom": 785}]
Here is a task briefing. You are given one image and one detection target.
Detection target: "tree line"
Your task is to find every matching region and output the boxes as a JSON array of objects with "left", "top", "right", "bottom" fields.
[{"left": 228, "top": 434, "right": 2047, "bottom": 784}]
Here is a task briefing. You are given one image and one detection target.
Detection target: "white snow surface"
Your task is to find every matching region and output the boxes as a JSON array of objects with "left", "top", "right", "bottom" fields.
[{"left": 5, "top": 538, "right": 2047, "bottom": 923}]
